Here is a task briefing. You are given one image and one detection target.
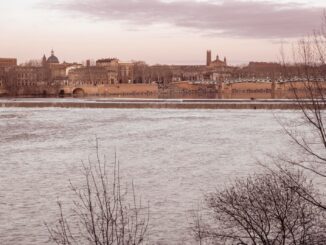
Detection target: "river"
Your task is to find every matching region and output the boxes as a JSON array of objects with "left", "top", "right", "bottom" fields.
[{"left": 0, "top": 108, "right": 295, "bottom": 244}]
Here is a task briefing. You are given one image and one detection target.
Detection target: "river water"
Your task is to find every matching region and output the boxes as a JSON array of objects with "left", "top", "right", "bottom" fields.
[{"left": 0, "top": 108, "right": 295, "bottom": 244}]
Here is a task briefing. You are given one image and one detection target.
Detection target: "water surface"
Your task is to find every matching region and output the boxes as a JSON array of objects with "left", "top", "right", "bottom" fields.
[{"left": 0, "top": 108, "right": 293, "bottom": 244}]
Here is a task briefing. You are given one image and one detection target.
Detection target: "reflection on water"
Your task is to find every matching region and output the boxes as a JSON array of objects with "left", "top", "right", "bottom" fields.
[{"left": 0, "top": 108, "right": 293, "bottom": 244}]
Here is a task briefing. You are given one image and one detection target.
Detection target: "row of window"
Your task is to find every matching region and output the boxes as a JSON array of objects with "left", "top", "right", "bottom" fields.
[
  {"left": 232, "top": 89, "right": 272, "bottom": 93},
  {"left": 71, "top": 79, "right": 116, "bottom": 85},
  {"left": 16, "top": 74, "right": 43, "bottom": 79},
  {"left": 288, "top": 88, "right": 326, "bottom": 92},
  {"left": 16, "top": 81, "right": 58, "bottom": 86},
  {"left": 17, "top": 82, "right": 37, "bottom": 86}
]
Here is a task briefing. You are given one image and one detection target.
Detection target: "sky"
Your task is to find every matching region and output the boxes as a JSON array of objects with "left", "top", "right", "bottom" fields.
[{"left": 0, "top": 0, "right": 325, "bottom": 65}]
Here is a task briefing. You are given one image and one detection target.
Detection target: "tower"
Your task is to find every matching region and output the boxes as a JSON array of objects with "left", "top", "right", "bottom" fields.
[
  {"left": 224, "top": 57, "right": 227, "bottom": 65},
  {"left": 42, "top": 55, "right": 47, "bottom": 67},
  {"left": 206, "top": 50, "right": 212, "bottom": 66}
]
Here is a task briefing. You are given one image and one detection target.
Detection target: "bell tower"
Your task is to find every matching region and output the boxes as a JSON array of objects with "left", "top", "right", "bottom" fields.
[{"left": 206, "top": 50, "right": 212, "bottom": 66}]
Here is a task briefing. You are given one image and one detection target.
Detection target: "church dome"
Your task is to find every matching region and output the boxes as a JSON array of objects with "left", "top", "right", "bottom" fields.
[{"left": 47, "top": 50, "right": 59, "bottom": 64}]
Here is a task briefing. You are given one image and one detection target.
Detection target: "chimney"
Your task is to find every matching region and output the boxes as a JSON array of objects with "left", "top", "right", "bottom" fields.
[{"left": 86, "top": 60, "right": 91, "bottom": 67}]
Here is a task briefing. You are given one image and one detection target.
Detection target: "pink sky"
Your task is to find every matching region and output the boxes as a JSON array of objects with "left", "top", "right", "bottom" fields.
[{"left": 0, "top": 0, "right": 325, "bottom": 65}]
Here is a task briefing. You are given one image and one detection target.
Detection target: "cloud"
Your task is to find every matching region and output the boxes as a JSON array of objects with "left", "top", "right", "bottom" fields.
[{"left": 45, "top": 0, "right": 323, "bottom": 38}]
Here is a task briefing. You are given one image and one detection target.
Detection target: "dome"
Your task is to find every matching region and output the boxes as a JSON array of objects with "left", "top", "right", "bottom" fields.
[{"left": 47, "top": 50, "right": 59, "bottom": 64}]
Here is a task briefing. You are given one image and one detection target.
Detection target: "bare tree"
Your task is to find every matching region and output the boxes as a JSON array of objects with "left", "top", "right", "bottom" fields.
[
  {"left": 20, "top": 59, "right": 42, "bottom": 67},
  {"left": 191, "top": 168, "right": 326, "bottom": 245},
  {"left": 46, "top": 145, "right": 149, "bottom": 245},
  {"left": 273, "top": 13, "right": 326, "bottom": 211},
  {"left": 133, "top": 61, "right": 150, "bottom": 84}
]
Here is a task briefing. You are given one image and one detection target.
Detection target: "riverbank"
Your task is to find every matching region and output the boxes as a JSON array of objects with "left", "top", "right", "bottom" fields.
[{"left": 0, "top": 98, "right": 312, "bottom": 109}]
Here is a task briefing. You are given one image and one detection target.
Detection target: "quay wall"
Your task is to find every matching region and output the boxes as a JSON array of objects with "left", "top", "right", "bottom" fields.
[
  {"left": 0, "top": 84, "right": 159, "bottom": 97},
  {"left": 62, "top": 84, "right": 158, "bottom": 96},
  {"left": 2, "top": 80, "right": 326, "bottom": 100},
  {"left": 0, "top": 101, "right": 315, "bottom": 110}
]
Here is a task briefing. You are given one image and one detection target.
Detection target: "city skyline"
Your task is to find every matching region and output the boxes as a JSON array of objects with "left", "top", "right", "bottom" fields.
[{"left": 1, "top": 0, "right": 325, "bottom": 65}]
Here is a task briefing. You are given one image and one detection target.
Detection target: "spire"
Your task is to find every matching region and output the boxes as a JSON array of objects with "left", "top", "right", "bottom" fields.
[
  {"left": 51, "top": 49, "right": 54, "bottom": 56},
  {"left": 42, "top": 54, "right": 47, "bottom": 67}
]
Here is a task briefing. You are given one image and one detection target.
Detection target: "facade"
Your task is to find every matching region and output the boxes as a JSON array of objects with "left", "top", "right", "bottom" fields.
[
  {"left": 0, "top": 67, "right": 7, "bottom": 92},
  {"left": 68, "top": 66, "right": 111, "bottom": 86},
  {"left": 68, "top": 58, "right": 122, "bottom": 86},
  {"left": 0, "top": 58, "right": 17, "bottom": 68},
  {"left": 14, "top": 66, "right": 46, "bottom": 86},
  {"left": 95, "top": 58, "right": 135, "bottom": 84},
  {"left": 0, "top": 50, "right": 72, "bottom": 95},
  {"left": 96, "top": 58, "right": 119, "bottom": 68},
  {"left": 96, "top": 58, "right": 119, "bottom": 81},
  {"left": 0, "top": 58, "right": 17, "bottom": 92}
]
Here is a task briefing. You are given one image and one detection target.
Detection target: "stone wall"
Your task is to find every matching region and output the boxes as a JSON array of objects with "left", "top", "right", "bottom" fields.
[
  {"left": 220, "top": 81, "right": 326, "bottom": 99},
  {"left": 0, "top": 100, "right": 318, "bottom": 110},
  {"left": 2, "top": 79, "right": 326, "bottom": 100},
  {"left": 167, "top": 81, "right": 217, "bottom": 93},
  {"left": 61, "top": 83, "right": 158, "bottom": 96},
  {"left": 223, "top": 82, "right": 273, "bottom": 99},
  {"left": 103, "top": 84, "right": 158, "bottom": 95}
]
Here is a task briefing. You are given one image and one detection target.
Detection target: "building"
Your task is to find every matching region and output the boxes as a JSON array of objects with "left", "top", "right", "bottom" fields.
[
  {"left": 68, "top": 66, "right": 111, "bottom": 86},
  {"left": 168, "top": 50, "right": 232, "bottom": 82},
  {"left": 96, "top": 58, "right": 119, "bottom": 68},
  {"left": 206, "top": 50, "right": 227, "bottom": 68},
  {"left": 0, "top": 58, "right": 17, "bottom": 68},
  {"left": 95, "top": 58, "right": 119, "bottom": 84}
]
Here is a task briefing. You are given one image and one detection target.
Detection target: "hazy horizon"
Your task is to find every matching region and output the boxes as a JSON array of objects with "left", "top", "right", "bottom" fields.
[{"left": 1, "top": 0, "right": 325, "bottom": 65}]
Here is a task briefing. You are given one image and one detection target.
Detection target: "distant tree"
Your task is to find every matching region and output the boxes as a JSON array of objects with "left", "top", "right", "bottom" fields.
[
  {"left": 149, "top": 65, "right": 173, "bottom": 86},
  {"left": 133, "top": 61, "right": 149, "bottom": 83},
  {"left": 46, "top": 145, "right": 149, "bottom": 245},
  {"left": 2, "top": 67, "right": 19, "bottom": 96},
  {"left": 20, "top": 59, "right": 42, "bottom": 67},
  {"left": 191, "top": 168, "right": 326, "bottom": 245}
]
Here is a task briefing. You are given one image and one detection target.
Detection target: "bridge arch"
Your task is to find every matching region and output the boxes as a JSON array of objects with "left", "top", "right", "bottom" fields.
[
  {"left": 72, "top": 88, "right": 85, "bottom": 97},
  {"left": 58, "top": 89, "right": 65, "bottom": 97}
]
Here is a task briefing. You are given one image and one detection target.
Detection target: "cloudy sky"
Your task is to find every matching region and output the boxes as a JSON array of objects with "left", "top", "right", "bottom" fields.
[{"left": 0, "top": 0, "right": 325, "bottom": 65}]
